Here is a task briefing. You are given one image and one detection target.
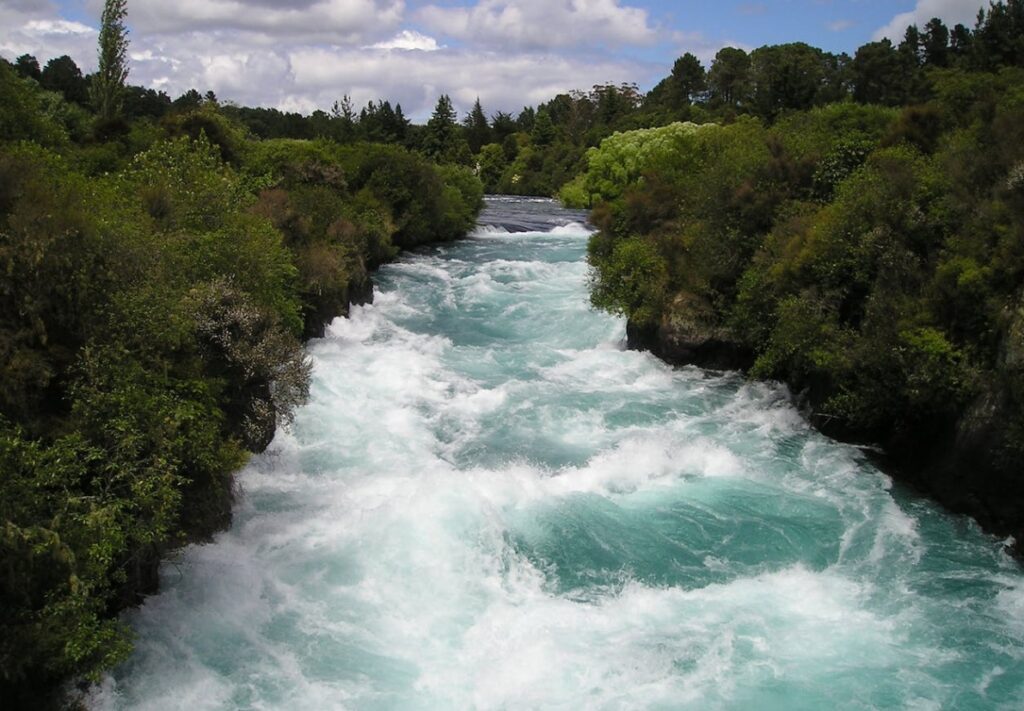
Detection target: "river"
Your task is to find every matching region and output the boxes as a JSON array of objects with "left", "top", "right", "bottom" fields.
[{"left": 91, "top": 196, "right": 1024, "bottom": 709}]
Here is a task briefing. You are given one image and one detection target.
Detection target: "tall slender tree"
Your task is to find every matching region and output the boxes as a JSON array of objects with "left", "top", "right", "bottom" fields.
[{"left": 91, "top": 0, "right": 130, "bottom": 123}]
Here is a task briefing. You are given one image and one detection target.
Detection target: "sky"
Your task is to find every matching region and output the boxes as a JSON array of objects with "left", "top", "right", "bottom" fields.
[{"left": 0, "top": 0, "right": 989, "bottom": 120}]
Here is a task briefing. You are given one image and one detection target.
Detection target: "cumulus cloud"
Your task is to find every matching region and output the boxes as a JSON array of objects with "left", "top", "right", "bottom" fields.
[
  {"left": 873, "top": 0, "right": 982, "bottom": 41},
  {"left": 0, "top": 3, "right": 97, "bottom": 68},
  {"left": 289, "top": 45, "right": 652, "bottom": 118},
  {"left": 126, "top": 0, "right": 405, "bottom": 43},
  {"left": 368, "top": 30, "right": 442, "bottom": 52},
  {"left": 417, "top": 0, "right": 658, "bottom": 50},
  {"left": 0, "top": 0, "right": 657, "bottom": 120}
]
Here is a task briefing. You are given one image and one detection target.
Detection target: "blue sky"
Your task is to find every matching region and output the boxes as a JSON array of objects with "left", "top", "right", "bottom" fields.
[{"left": 2, "top": 0, "right": 987, "bottom": 118}]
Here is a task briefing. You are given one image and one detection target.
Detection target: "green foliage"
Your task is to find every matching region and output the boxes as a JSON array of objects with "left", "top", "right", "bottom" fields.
[
  {"left": 463, "top": 98, "right": 491, "bottom": 154},
  {"left": 588, "top": 236, "right": 669, "bottom": 327},
  {"left": 0, "top": 85, "right": 482, "bottom": 704},
  {"left": 423, "top": 94, "right": 472, "bottom": 166},
  {"left": 345, "top": 143, "right": 483, "bottom": 247},
  {"left": 162, "top": 107, "right": 249, "bottom": 164},
  {"left": 40, "top": 55, "right": 88, "bottom": 106},
  {"left": 0, "top": 61, "right": 68, "bottom": 146},
  {"left": 773, "top": 103, "right": 898, "bottom": 163},
  {"left": 578, "top": 37, "right": 1024, "bottom": 489},
  {"left": 91, "top": 0, "right": 129, "bottom": 124},
  {"left": 477, "top": 143, "right": 508, "bottom": 193},
  {"left": 748, "top": 43, "right": 839, "bottom": 120},
  {"left": 581, "top": 122, "right": 713, "bottom": 202},
  {"left": 708, "top": 47, "right": 751, "bottom": 111},
  {"left": 557, "top": 173, "right": 590, "bottom": 208}
]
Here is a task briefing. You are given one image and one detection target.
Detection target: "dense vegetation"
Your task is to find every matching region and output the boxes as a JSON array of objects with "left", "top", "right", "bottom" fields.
[
  {"left": 581, "top": 3, "right": 1024, "bottom": 549},
  {"left": 3, "top": 0, "right": 1024, "bottom": 703},
  {"left": 0, "top": 23, "right": 481, "bottom": 706}
]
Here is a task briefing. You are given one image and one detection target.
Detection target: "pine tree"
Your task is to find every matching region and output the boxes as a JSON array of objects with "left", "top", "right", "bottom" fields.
[
  {"left": 91, "top": 0, "right": 129, "bottom": 123},
  {"left": 530, "top": 108, "right": 556, "bottom": 146},
  {"left": 670, "top": 53, "right": 707, "bottom": 106},
  {"left": 424, "top": 94, "right": 471, "bottom": 164},
  {"left": 463, "top": 97, "right": 491, "bottom": 153}
]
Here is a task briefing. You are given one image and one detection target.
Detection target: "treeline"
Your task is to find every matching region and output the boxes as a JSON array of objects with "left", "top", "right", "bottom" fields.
[
  {"left": 0, "top": 42, "right": 482, "bottom": 708},
  {"left": 12, "top": 1, "right": 1021, "bottom": 206},
  {"left": 578, "top": 3, "right": 1024, "bottom": 550},
  {"left": 444, "top": 0, "right": 1024, "bottom": 198}
]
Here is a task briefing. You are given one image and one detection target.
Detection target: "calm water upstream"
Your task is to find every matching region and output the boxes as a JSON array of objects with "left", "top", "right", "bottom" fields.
[{"left": 92, "top": 196, "right": 1024, "bottom": 710}]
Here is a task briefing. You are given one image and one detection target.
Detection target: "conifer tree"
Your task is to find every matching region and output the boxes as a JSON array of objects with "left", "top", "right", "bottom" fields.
[
  {"left": 464, "top": 98, "right": 491, "bottom": 153},
  {"left": 424, "top": 94, "right": 471, "bottom": 164},
  {"left": 91, "top": 0, "right": 130, "bottom": 123}
]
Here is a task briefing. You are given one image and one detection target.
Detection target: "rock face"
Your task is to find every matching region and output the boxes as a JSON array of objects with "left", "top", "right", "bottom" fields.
[
  {"left": 627, "top": 292, "right": 753, "bottom": 371},
  {"left": 302, "top": 275, "right": 375, "bottom": 340},
  {"left": 928, "top": 298, "right": 1024, "bottom": 552}
]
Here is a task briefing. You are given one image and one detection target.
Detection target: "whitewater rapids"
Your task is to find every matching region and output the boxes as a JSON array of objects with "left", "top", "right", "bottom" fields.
[{"left": 91, "top": 197, "right": 1024, "bottom": 710}]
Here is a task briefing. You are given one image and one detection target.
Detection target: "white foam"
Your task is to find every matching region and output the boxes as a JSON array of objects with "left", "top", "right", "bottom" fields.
[
  {"left": 550, "top": 221, "right": 593, "bottom": 237},
  {"left": 90, "top": 199, "right": 1024, "bottom": 710}
]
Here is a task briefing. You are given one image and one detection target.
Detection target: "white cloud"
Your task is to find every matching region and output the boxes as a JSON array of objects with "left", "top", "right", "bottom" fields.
[
  {"left": 289, "top": 46, "right": 652, "bottom": 119},
  {"left": 0, "top": 0, "right": 657, "bottom": 121},
  {"left": 417, "top": 0, "right": 658, "bottom": 50},
  {"left": 127, "top": 0, "right": 405, "bottom": 43},
  {"left": 0, "top": 4, "right": 97, "bottom": 68},
  {"left": 23, "top": 19, "right": 94, "bottom": 36},
  {"left": 873, "top": 0, "right": 981, "bottom": 41},
  {"left": 368, "top": 30, "right": 442, "bottom": 52}
]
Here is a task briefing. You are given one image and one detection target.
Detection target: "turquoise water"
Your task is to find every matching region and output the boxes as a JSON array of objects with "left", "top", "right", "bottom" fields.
[{"left": 92, "top": 197, "right": 1024, "bottom": 710}]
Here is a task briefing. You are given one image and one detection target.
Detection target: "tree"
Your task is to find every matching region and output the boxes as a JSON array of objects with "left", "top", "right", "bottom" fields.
[
  {"left": 897, "top": 25, "right": 928, "bottom": 102},
  {"left": 670, "top": 53, "right": 707, "bottom": 106},
  {"left": 14, "top": 54, "right": 40, "bottom": 82},
  {"left": 393, "top": 104, "right": 410, "bottom": 144},
  {"left": 423, "top": 94, "right": 472, "bottom": 165},
  {"left": 749, "top": 43, "right": 832, "bottom": 119},
  {"left": 464, "top": 97, "right": 491, "bottom": 153},
  {"left": 708, "top": 47, "right": 750, "bottom": 110},
  {"left": 972, "top": 0, "right": 1024, "bottom": 69},
  {"left": 516, "top": 106, "right": 536, "bottom": 132},
  {"left": 923, "top": 18, "right": 950, "bottom": 67},
  {"left": 331, "top": 95, "right": 356, "bottom": 142},
  {"left": 124, "top": 85, "right": 171, "bottom": 119},
  {"left": 477, "top": 143, "right": 507, "bottom": 192},
  {"left": 491, "top": 111, "right": 517, "bottom": 143},
  {"left": 899, "top": 24, "right": 923, "bottom": 67},
  {"left": 530, "top": 108, "right": 556, "bottom": 146},
  {"left": 40, "top": 55, "right": 88, "bottom": 104},
  {"left": 950, "top": 23, "right": 973, "bottom": 63},
  {"left": 90, "top": 0, "right": 130, "bottom": 123},
  {"left": 173, "top": 88, "right": 203, "bottom": 111},
  {"left": 851, "top": 40, "right": 905, "bottom": 105}
]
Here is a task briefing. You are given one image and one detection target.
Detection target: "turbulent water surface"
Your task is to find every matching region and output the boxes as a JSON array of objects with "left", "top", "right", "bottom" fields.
[{"left": 94, "top": 197, "right": 1024, "bottom": 710}]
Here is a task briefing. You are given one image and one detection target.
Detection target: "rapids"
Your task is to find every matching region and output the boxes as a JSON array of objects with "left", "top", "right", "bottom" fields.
[{"left": 91, "top": 197, "right": 1024, "bottom": 710}]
